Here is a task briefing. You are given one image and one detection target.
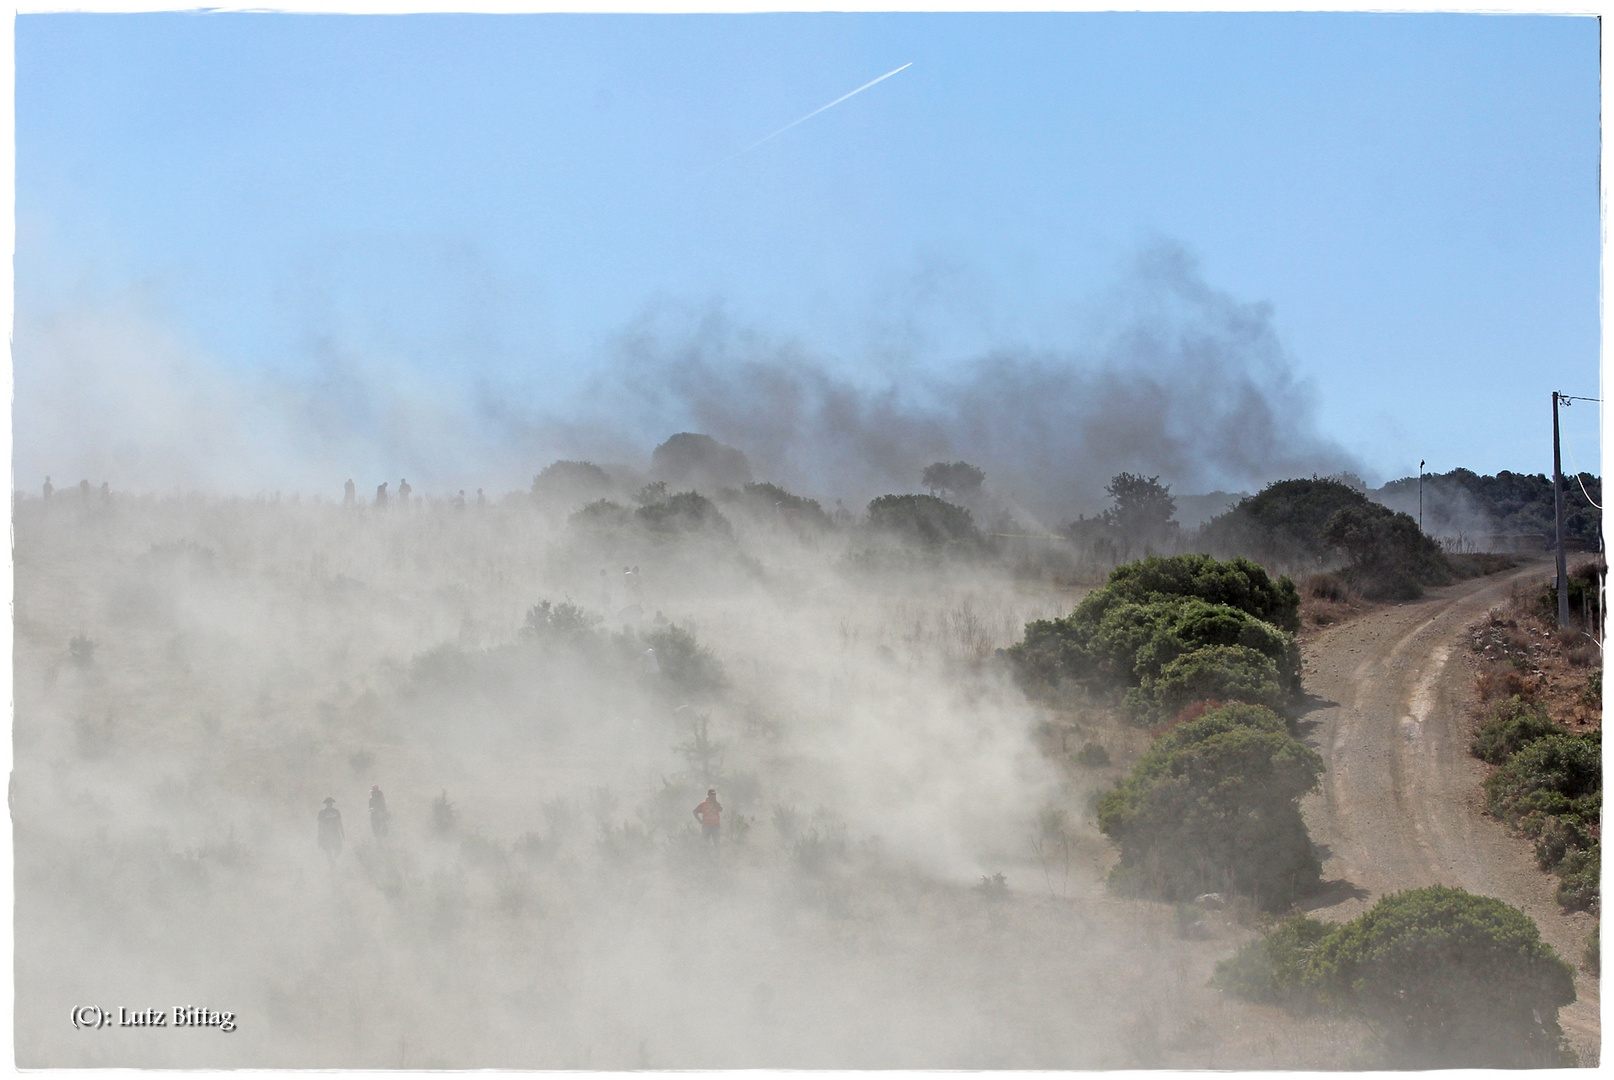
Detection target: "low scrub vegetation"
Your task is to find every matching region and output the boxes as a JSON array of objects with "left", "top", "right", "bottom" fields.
[
  {"left": 1213, "top": 886, "right": 1578, "bottom": 1068},
  {"left": 1465, "top": 582, "right": 1602, "bottom": 915}
]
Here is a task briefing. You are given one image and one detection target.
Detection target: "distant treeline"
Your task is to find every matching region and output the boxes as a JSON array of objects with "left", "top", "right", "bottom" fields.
[{"left": 1376, "top": 468, "right": 1601, "bottom": 547}]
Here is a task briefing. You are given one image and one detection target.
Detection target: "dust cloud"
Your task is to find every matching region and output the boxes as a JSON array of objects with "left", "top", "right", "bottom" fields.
[
  {"left": 14, "top": 243, "right": 1373, "bottom": 1067},
  {"left": 14, "top": 488, "right": 1365, "bottom": 1067}
]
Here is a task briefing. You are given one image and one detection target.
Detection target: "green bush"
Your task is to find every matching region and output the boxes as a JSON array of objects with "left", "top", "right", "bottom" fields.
[
  {"left": 1584, "top": 922, "right": 1599, "bottom": 975},
  {"left": 866, "top": 494, "right": 982, "bottom": 547},
  {"left": 1134, "top": 644, "right": 1286, "bottom": 723},
  {"left": 1555, "top": 844, "right": 1600, "bottom": 913},
  {"left": 1200, "top": 477, "right": 1451, "bottom": 598},
  {"left": 1470, "top": 696, "right": 1566, "bottom": 765},
  {"left": 1097, "top": 703, "right": 1322, "bottom": 908},
  {"left": 1211, "top": 913, "right": 1332, "bottom": 1005},
  {"left": 1009, "top": 594, "right": 1299, "bottom": 701},
  {"left": 1099, "top": 554, "right": 1301, "bottom": 632},
  {"left": 1581, "top": 669, "right": 1602, "bottom": 709},
  {"left": 1484, "top": 733, "right": 1601, "bottom": 825},
  {"left": 1321, "top": 502, "right": 1451, "bottom": 600},
  {"left": 1305, "top": 886, "right": 1577, "bottom": 1067},
  {"left": 1200, "top": 477, "right": 1380, "bottom": 568}
]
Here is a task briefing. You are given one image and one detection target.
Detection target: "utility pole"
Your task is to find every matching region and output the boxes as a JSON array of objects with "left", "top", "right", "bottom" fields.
[
  {"left": 1553, "top": 391, "right": 1569, "bottom": 626},
  {"left": 1419, "top": 460, "right": 1425, "bottom": 533}
]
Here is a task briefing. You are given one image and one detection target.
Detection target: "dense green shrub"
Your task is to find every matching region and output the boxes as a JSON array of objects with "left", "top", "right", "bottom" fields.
[
  {"left": 866, "top": 494, "right": 982, "bottom": 547},
  {"left": 1471, "top": 696, "right": 1566, "bottom": 765},
  {"left": 1321, "top": 502, "right": 1450, "bottom": 599},
  {"left": 1200, "top": 477, "right": 1451, "bottom": 597},
  {"left": 1098, "top": 554, "right": 1301, "bottom": 632},
  {"left": 1305, "top": 886, "right": 1577, "bottom": 1067},
  {"left": 1555, "top": 844, "right": 1600, "bottom": 913},
  {"left": 1133, "top": 644, "right": 1286, "bottom": 723},
  {"left": 1484, "top": 733, "right": 1601, "bottom": 824},
  {"left": 1097, "top": 703, "right": 1322, "bottom": 908},
  {"left": 1009, "top": 594, "right": 1299, "bottom": 700},
  {"left": 1200, "top": 477, "right": 1378, "bottom": 568}
]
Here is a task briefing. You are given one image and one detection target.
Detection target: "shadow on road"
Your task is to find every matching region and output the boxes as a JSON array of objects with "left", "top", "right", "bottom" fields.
[{"left": 1297, "top": 876, "right": 1371, "bottom": 912}]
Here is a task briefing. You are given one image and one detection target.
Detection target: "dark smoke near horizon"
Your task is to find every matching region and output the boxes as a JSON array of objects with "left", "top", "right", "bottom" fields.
[
  {"left": 15, "top": 241, "right": 1358, "bottom": 515},
  {"left": 497, "top": 243, "right": 1361, "bottom": 521}
]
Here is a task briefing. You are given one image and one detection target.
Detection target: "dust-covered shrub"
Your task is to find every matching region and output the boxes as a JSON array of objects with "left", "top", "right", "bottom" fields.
[
  {"left": 1200, "top": 477, "right": 1451, "bottom": 598},
  {"left": 569, "top": 498, "right": 633, "bottom": 530},
  {"left": 1304, "top": 886, "right": 1578, "bottom": 1068},
  {"left": 1211, "top": 912, "right": 1332, "bottom": 1005},
  {"left": 1073, "top": 741, "right": 1111, "bottom": 767},
  {"left": 1470, "top": 696, "right": 1566, "bottom": 765},
  {"left": 522, "top": 599, "right": 603, "bottom": 642},
  {"left": 1301, "top": 572, "right": 1347, "bottom": 603},
  {"left": 634, "top": 491, "right": 734, "bottom": 538},
  {"left": 531, "top": 460, "right": 613, "bottom": 507},
  {"left": 1097, "top": 703, "right": 1322, "bottom": 908},
  {"left": 642, "top": 623, "right": 727, "bottom": 698},
  {"left": 724, "top": 482, "right": 833, "bottom": 530},
  {"left": 1584, "top": 921, "right": 1600, "bottom": 975},
  {"left": 866, "top": 494, "right": 982, "bottom": 548}
]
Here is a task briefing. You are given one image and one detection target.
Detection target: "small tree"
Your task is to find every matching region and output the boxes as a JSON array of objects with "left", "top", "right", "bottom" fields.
[
  {"left": 867, "top": 494, "right": 982, "bottom": 548},
  {"left": 921, "top": 461, "right": 986, "bottom": 502},
  {"left": 1103, "top": 473, "right": 1177, "bottom": 556}
]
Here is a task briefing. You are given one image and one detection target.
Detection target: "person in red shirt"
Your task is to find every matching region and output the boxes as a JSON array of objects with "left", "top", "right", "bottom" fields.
[{"left": 693, "top": 789, "right": 722, "bottom": 845}]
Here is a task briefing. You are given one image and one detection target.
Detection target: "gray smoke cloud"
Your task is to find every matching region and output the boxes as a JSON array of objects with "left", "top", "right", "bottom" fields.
[
  {"left": 15, "top": 240, "right": 1359, "bottom": 517},
  {"left": 556, "top": 241, "right": 1360, "bottom": 520}
]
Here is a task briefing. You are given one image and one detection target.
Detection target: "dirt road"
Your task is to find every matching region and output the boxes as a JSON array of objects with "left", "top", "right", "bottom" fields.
[{"left": 1298, "top": 559, "right": 1600, "bottom": 1065}]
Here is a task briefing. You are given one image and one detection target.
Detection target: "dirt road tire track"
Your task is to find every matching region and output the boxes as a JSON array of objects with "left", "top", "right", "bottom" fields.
[{"left": 1298, "top": 559, "right": 1600, "bottom": 1065}]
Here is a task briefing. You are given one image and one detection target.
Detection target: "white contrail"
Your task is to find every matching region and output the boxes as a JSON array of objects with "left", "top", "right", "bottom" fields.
[{"left": 703, "top": 62, "right": 913, "bottom": 174}]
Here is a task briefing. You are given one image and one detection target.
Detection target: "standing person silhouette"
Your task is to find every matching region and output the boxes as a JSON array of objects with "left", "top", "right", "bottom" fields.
[
  {"left": 398, "top": 479, "right": 412, "bottom": 506},
  {"left": 693, "top": 789, "right": 723, "bottom": 846},
  {"left": 318, "top": 797, "right": 345, "bottom": 861},
  {"left": 344, "top": 479, "right": 356, "bottom": 508},
  {"left": 368, "top": 785, "right": 391, "bottom": 840},
  {"left": 42, "top": 476, "right": 52, "bottom": 501},
  {"left": 375, "top": 482, "right": 389, "bottom": 509}
]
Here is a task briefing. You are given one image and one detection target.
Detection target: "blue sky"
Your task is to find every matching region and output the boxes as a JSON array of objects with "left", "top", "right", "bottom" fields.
[{"left": 14, "top": 12, "right": 1602, "bottom": 501}]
